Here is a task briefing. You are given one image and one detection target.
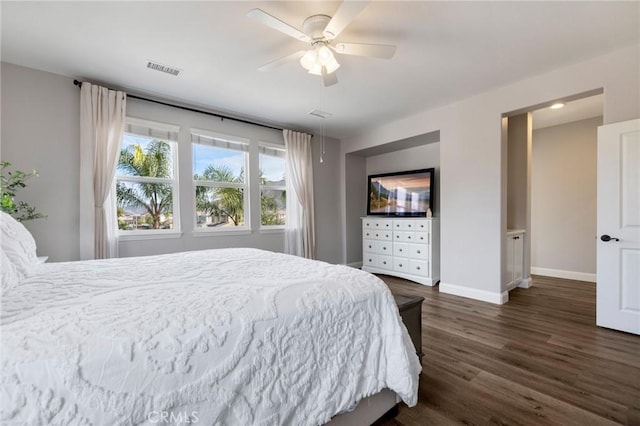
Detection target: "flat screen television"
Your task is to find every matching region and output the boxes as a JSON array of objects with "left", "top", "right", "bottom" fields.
[{"left": 367, "top": 168, "right": 435, "bottom": 217}]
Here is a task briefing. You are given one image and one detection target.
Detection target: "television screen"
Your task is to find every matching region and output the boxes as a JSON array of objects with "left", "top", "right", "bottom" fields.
[{"left": 367, "top": 168, "right": 434, "bottom": 217}]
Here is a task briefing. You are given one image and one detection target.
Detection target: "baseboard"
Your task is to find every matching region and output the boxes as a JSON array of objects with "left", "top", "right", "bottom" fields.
[
  {"left": 518, "top": 276, "right": 533, "bottom": 288},
  {"left": 531, "top": 267, "right": 596, "bottom": 283},
  {"left": 439, "top": 282, "right": 509, "bottom": 305},
  {"left": 346, "top": 261, "right": 363, "bottom": 269}
]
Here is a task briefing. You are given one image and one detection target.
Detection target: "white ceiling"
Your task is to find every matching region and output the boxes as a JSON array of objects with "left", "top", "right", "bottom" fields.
[
  {"left": 2, "top": 1, "right": 638, "bottom": 139},
  {"left": 532, "top": 94, "right": 604, "bottom": 130}
]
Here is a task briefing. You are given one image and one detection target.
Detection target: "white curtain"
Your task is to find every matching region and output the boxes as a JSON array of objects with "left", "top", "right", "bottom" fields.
[
  {"left": 79, "top": 83, "right": 126, "bottom": 259},
  {"left": 283, "top": 129, "right": 316, "bottom": 259}
]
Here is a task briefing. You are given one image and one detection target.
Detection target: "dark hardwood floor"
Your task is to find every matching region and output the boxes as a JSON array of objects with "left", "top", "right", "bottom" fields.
[{"left": 378, "top": 274, "right": 640, "bottom": 426}]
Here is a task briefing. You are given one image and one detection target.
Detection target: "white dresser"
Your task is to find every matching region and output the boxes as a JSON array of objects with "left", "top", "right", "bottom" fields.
[{"left": 361, "top": 217, "right": 440, "bottom": 286}]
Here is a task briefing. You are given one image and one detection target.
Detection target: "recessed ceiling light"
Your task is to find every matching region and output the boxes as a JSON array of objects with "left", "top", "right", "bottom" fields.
[{"left": 550, "top": 103, "right": 565, "bottom": 110}]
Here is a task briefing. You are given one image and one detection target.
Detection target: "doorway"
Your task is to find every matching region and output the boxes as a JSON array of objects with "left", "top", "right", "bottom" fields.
[
  {"left": 503, "top": 91, "right": 604, "bottom": 297},
  {"left": 530, "top": 94, "right": 604, "bottom": 282}
]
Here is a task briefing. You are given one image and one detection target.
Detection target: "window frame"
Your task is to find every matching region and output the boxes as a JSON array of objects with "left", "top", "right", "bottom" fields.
[
  {"left": 258, "top": 142, "right": 287, "bottom": 231},
  {"left": 191, "top": 128, "right": 251, "bottom": 234},
  {"left": 116, "top": 117, "right": 181, "bottom": 240}
]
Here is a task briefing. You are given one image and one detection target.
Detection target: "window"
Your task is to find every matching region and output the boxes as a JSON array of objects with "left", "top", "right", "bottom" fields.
[
  {"left": 116, "top": 118, "right": 180, "bottom": 234},
  {"left": 192, "top": 130, "right": 249, "bottom": 231},
  {"left": 259, "top": 144, "right": 286, "bottom": 227}
]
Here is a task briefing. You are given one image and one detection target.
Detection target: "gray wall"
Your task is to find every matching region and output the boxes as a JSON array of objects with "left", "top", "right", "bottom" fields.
[
  {"left": 531, "top": 116, "right": 601, "bottom": 277},
  {"left": 507, "top": 113, "right": 530, "bottom": 230},
  {"left": 1, "top": 62, "right": 343, "bottom": 264},
  {"left": 344, "top": 153, "right": 366, "bottom": 265},
  {"left": 312, "top": 135, "right": 342, "bottom": 264},
  {"left": 1, "top": 62, "right": 80, "bottom": 262}
]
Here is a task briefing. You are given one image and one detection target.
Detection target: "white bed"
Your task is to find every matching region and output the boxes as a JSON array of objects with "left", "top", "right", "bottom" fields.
[{"left": 1, "top": 214, "right": 420, "bottom": 425}]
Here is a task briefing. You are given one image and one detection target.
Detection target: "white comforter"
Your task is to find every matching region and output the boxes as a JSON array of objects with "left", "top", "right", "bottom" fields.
[{"left": 1, "top": 248, "right": 420, "bottom": 425}]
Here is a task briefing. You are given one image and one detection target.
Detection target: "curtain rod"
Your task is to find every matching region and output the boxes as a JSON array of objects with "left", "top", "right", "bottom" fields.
[{"left": 73, "top": 80, "right": 284, "bottom": 132}]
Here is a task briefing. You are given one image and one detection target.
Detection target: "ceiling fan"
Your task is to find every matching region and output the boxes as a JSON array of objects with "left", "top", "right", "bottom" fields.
[{"left": 248, "top": 1, "right": 396, "bottom": 87}]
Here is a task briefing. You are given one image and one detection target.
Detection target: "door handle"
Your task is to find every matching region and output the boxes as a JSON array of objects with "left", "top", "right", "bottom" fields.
[{"left": 600, "top": 234, "right": 620, "bottom": 242}]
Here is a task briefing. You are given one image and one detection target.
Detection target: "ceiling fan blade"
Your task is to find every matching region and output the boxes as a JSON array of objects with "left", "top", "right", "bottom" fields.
[
  {"left": 322, "top": 68, "right": 338, "bottom": 87},
  {"left": 258, "top": 50, "right": 306, "bottom": 72},
  {"left": 247, "top": 9, "right": 311, "bottom": 43},
  {"left": 332, "top": 42, "right": 396, "bottom": 59},
  {"left": 322, "top": 1, "right": 371, "bottom": 40}
]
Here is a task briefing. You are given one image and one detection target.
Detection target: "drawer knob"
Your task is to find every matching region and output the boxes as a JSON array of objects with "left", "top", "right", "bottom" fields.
[
  {"left": 416, "top": 266, "right": 421, "bottom": 270},
  {"left": 399, "top": 249, "right": 403, "bottom": 252},
  {"left": 375, "top": 234, "right": 379, "bottom": 237},
  {"left": 408, "top": 236, "right": 412, "bottom": 239},
  {"left": 383, "top": 261, "right": 387, "bottom": 265},
  {"left": 408, "top": 224, "right": 412, "bottom": 228},
  {"left": 383, "top": 247, "right": 387, "bottom": 250},
  {"left": 399, "top": 264, "right": 403, "bottom": 267},
  {"left": 368, "top": 245, "right": 372, "bottom": 249},
  {"left": 417, "top": 250, "right": 421, "bottom": 254},
  {"left": 369, "top": 259, "right": 372, "bottom": 262},
  {"left": 376, "top": 223, "right": 379, "bottom": 227}
]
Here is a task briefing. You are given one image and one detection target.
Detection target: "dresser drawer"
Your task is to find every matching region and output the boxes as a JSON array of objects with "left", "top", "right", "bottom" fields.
[
  {"left": 393, "top": 242, "right": 409, "bottom": 257},
  {"left": 363, "top": 229, "right": 392, "bottom": 241},
  {"left": 393, "top": 220, "right": 417, "bottom": 231},
  {"left": 413, "top": 220, "right": 430, "bottom": 232},
  {"left": 363, "top": 219, "right": 393, "bottom": 230},
  {"left": 363, "top": 239, "right": 378, "bottom": 253},
  {"left": 409, "top": 259, "right": 429, "bottom": 276},
  {"left": 393, "top": 257, "right": 410, "bottom": 273},
  {"left": 414, "top": 232, "right": 429, "bottom": 244},
  {"left": 378, "top": 254, "right": 393, "bottom": 270},
  {"left": 395, "top": 231, "right": 416, "bottom": 242},
  {"left": 408, "top": 244, "right": 429, "bottom": 260},
  {"left": 377, "top": 241, "right": 393, "bottom": 255},
  {"left": 363, "top": 253, "right": 393, "bottom": 270}
]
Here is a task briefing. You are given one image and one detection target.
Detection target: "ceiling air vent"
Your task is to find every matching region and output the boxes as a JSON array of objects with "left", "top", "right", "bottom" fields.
[
  {"left": 146, "top": 60, "right": 182, "bottom": 76},
  {"left": 308, "top": 109, "right": 332, "bottom": 119}
]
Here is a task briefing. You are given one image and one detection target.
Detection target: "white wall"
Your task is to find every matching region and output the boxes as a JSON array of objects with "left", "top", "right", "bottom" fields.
[
  {"left": 1, "top": 62, "right": 344, "bottom": 264},
  {"left": 342, "top": 43, "right": 640, "bottom": 303},
  {"left": 1, "top": 62, "right": 80, "bottom": 262},
  {"left": 531, "top": 116, "right": 601, "bottom": 280}
]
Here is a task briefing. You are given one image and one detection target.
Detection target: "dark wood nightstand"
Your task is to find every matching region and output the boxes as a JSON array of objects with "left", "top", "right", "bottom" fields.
[{"left": 393, "top": 294, "right": 424, "bottom": 364}]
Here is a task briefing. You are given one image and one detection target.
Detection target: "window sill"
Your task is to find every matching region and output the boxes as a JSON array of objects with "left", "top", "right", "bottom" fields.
[
  {"left": 119, "top": 231, "right": 183, "bottom": 241},
  {"left": 192, "top": 228, "right": 252, "bottom": 237},
  {"left": 259, "top": 227, "right": 285, "bottom": 234}
]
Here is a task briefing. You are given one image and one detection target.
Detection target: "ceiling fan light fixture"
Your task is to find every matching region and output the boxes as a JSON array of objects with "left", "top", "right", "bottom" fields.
[
  {"left": 307, "top": 63, "right": 323, "bottom": 76},
  {"left": 300, "top": 43, "right": 340, "bottom": 75},
  {"left": 324, "top": 59, "right": 340, "bottom": 74},
  {"left": 300, "top": 49, "right": 318, "bottom": 71},
  {"left": 317, "top": 45, "right": 333, "bottom": 63}
]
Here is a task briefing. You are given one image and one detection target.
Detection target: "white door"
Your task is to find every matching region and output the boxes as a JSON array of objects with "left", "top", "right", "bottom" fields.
[{"left": 597, "top": 119, "right": 640, "bottom": 335}]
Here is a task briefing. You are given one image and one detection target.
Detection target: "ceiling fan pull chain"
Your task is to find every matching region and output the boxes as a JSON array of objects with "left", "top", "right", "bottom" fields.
[{"left": 320, "top": 86, "right": 326, "bottom": 163}]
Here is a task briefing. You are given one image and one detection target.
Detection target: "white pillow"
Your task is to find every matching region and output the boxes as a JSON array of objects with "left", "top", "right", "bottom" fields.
[
  {"left": 0, "top": 211, "right": 39, "bottom": 276},
  {"left": 1, "top": 250, "right": 23, "bottom": 294}
]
